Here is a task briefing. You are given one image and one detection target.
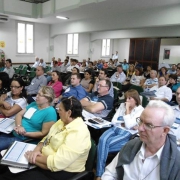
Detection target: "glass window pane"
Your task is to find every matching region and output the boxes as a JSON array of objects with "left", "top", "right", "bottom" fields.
[
  {"left": 18, "top": 23, "right": 25, "bottom": 53},
  {"left": 106, "top": 39, "right": 110, "bottom": 56},
  {"left": 67, "top": 34, "right": 73, "bottom": 54},
  {"left": 102, "top": 39, "right": 106, "bottom": 56},
  {"left": 26, "top": 24, "right": 33, "bottom": 53},
  {"left": 73, "top": 34, "right": 78, "bottom": 54}
]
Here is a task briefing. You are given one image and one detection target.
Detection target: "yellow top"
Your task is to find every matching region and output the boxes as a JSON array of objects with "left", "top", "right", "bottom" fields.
[{"left": 41, "top": 117, "right": 91, "bottom": 172}]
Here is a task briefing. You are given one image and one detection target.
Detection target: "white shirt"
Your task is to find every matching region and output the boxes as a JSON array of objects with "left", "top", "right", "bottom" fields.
[
  {"left": 112, "top": 54, "right": 118, "bottom": 60},
  {"left": 155, "top": 85, "right": 172, "bottom": 101},
  {"left": 32, "top": 61, "right": 39, "bottom": 68},
  {"left": 130, "top": 75, "right": 145, "bottom": 86},
  {"left": 66, "top": 64, "right": 79, "bottom": 72},
  {"left": 39, "top": 62, "right": 46, "bottom": 68},
  {"left": 101, "top": 143, "right": 164, "bottom": 180}
]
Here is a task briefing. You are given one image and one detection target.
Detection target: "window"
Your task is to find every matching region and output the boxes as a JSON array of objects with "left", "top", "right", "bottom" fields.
[
  {"left": 102, "top": 39, "right": 110, "bottom": 56},
  {"left": 67, "top": 34, "right": 79, "bottom": 55},
  {"left": 17, "top": 22, "right": 34, "bottom": 54}
]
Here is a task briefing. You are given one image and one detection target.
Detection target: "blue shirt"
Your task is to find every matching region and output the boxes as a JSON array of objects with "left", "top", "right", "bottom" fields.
[{"left": 13, "top": 102, "right": 57, "bottom": 140}]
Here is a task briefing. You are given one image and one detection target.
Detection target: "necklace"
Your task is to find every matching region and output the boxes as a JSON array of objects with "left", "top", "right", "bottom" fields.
[{"left": 141, "top": 162, "right": 160, "bottom": 180}]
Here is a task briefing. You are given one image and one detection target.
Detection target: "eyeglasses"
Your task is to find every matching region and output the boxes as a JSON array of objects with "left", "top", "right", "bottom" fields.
[
  {"left": 10, "top": 86, "right": 21, "bottom": 89},
  {"left": 37, "top": 93, "right": 45, "bottom": 97},
  {"left": 136, "top": 117, "right": 164, "bottom": 131},
  {"left": 97, "top": 84, "right": 108, "bottom": 88}
]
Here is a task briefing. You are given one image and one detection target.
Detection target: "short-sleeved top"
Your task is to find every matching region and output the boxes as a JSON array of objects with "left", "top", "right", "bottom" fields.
[
  {"left": 80, "top": 78, "right": 94, "bottom": 91},
  {"left": 5, "top": 94, "right": 27, "bottom": 119},
  {"left": 86, "top": 92, "right": 113, "bottom": 117},
  {"left": 130, "top": 75, "right": 145, "bottom": 86},
  {"left": 155, "top": 85, "right": 172, "bottom": 101},
  {"left": 13, "top": 102, "right": 57, "bottom": 140},
  {"left": 144, "top": 78, "right": 158, "bottom": 92}
]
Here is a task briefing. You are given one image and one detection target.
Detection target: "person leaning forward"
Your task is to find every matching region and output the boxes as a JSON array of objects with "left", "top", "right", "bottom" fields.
[{"left": 101, "top": 100, "right": 180, "bottom": 180}]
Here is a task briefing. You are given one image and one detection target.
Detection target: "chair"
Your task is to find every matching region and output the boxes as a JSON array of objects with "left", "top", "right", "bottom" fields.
[
  {"left": 141, "top": 95, "right": 149, "bottom": 108},
  {"left": 129, "top": 85, "right": 144, "bottom": 94},
  {"left": 68, "top": 139, "right": 96, "bottom": 180},
  {"left": 112, "top": 82, "right": 122, "bottom": 90}
]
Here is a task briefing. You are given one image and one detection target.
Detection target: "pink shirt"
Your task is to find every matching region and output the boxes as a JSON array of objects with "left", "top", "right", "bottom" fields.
[{"left": 48, "top": 81, "right": 63, "bottom": 97}]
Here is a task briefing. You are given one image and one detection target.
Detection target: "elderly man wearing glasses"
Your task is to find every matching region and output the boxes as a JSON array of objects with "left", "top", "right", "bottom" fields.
[
  {"left": 81, "top": 79, "right": 113, "bottom": 119},
  {"left": 101, "top": 100, "right": 180, "bottom": 180}
]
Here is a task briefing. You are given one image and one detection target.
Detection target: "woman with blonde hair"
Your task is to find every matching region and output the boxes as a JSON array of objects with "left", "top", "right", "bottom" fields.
[
  {"left": 96, "top": 89, "right": 144, "bottom": 179},
  {"left": 126, "top": 64, "right": 135, "bottom": 79}
]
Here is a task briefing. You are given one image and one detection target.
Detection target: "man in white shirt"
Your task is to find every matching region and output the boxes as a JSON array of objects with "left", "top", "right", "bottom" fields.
[
  {"left": 101, "top": 100, "right": 180, "bottom": 180},
  {"left": 38, "top": 58, "right": 46, "bottom": 68},
  {"left": 32, "top": 57, "right": 39, "bottom": 68},
  {"left": 112, "top": 51, "right": 118, "bottom": 60},
  {"left": 150, "top": 76, "right": 172, "bottom": 102},
  {"left": 66, "top": 59, "right": 79, "bottom": 72},
  {"left": 3, "top": 59, "right": 15, "bottom": 79},
  {"left": 110, "top": 65, "right": 126, "bottom": 84}
]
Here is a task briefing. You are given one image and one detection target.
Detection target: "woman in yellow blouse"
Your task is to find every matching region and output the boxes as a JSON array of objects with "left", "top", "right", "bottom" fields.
[{"left": 0, "top": 97, "right": 91, "bottom": 180}]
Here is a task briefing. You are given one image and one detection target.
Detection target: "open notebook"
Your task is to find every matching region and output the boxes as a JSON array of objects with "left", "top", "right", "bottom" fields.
[
  {"left": 0, "top": 118, "right": 15, "bottom": 134},
  {"left": 1, "top": 141, "right": 36, "bottom": 169}
]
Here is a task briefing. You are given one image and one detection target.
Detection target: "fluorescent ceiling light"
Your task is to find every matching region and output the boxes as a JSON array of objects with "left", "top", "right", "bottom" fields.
[{"left": 56, "top": 16, "right": 69, "bottom": 20}]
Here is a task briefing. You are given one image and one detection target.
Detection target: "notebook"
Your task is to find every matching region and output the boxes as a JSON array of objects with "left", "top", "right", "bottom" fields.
[
  {"left": 0, "top": 118, "right": 15, "bottom": 134},
  {"left": 1, "top": 141, "right": 36, "bottom": 169}
]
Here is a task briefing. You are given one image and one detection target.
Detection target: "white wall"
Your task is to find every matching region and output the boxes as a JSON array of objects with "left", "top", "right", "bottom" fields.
[
  {"left": 0, "top": 19, "right": 50, "bottom": 63},
  {"left": 53, "top": 33, "right": 90, "bottom": 62}
]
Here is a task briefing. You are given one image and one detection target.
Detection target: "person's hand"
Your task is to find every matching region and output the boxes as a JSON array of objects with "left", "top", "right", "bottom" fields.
[
  {"left": 150, "top": 97, "right": 156, "bottom": 100},
  {"left": 95, "top": 77, "right": 99, "bottom": 83},
  {"left": 116, "top": 72, "right": 119, "bottom": 78},
  {"left": 3, "top": 102, "right": 11, "bottom": 110},
  {"left": 0, "top": 94, "right": 7, "bottom": 101},
  {"left": 125, "top": 101, "right": 131, "bottom": 110},
  {"left": 14, "top": 126, "right": 26, "bottom": 135},
  {"left": 25, "top": 150, "right": 42, "bottom": 164}
]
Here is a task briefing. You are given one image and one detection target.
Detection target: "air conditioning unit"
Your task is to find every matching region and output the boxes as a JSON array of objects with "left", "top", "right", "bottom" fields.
[{"left": 0, "top": 15, "right": 9, "bottom": 23}]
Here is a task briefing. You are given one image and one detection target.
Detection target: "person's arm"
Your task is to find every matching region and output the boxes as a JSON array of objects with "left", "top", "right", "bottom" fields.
[
  {"left": 83, "top": 102, "right": 105, "bottom": 113},
  {"left": 24, "top": 121, "right": 55, "bottom": 138},
  {"left": 101, "top": 153, "right": 119, "bottom": 180},
  {"left": 0, "top": 104, "right": 23, "bottom": 117},
  {"left": 9, "top": 68, "right": 15, "bottom": 78},
  {"left": 139, "top": 78, "right": 145, "bottom": 87},
  {"left": 92, "top": 78, "right": 99, "bottom": 92},
  {"left": 80, "top": 97, "right": 91, "bottom": 107},
  {"left": 86, "top": 83, "right": 94, "bottom": 93},
  {"left": 110, "top": 73, "right": 116, "bottom": 82}
]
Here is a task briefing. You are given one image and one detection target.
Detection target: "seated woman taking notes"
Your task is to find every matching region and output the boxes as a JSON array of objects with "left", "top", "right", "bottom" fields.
[
  {"left": 0, "top": 86, "right": 57, "bottom": 151},
  {"left": 0, "top": 97, "right": 91, "bottom": 180}
]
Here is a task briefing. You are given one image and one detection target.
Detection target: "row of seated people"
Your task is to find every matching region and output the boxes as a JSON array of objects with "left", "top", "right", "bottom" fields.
[{"left": 1, "top": 65, "right": 180, "bottom": 179}]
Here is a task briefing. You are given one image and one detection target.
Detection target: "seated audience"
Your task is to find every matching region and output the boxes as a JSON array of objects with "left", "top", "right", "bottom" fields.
[
  {"left": 0, "top": 61, "right": 5, "bottom": 72},
  {"left": 102, "top": 60, "right": 108, "bottom": 69},
  {"left": 59, "top": 59, "right": 69, "bottom": 73},
  {"left": 101, "top": 100, "right": 180, "bottom": 180},
  {"left": 46, "top": 61, "right": 60, "bottom": 82},
  {"left": 54, "top": 73, "right": 87, "bottom": 103},
  {"left": 57, "top": 58, "right": 62, "bottom": 66},
  {"left": 143, "top": 70, "right": 158, "bottom": 92},
  {"left": 93, "top": 68, "right": 114, "bottom": 98},
  {"left": 80, "top": 69, "right": 94, "bottom": 93},
  {"left": 112, "top": 51, "right": 118, "bottom": 60},
  {"left": 97, "top": 60, "right": 103, "bottom": 70},
  {"left": 157, "top": 66, "right": 168, "bottom": 79},
  {"left": 32, "top": 57, "right": 39, "bottom": 68},
  {"left": 176, "top": 67, "right": 180, "bottom": 78},
  {"left": 79, "top": 61, "right": 87, "bottom": 72},
  {"left": 143, "top": 65, "right": 151, "bottom": 79},
  {"left": 114, "top": 59, "right": 120, "bottom": 67},
  {"left": 0, "top": 86, "right": 57, "bottom": 151},
  {"left": 0, "top": 72, "right": 10, "bottom": 96},
  {"left": 66, "top": 59, "right": 79, "bottom": 72},
  {"left": 25, "top": 66, "right": 47, "bottom": 104},
  {"left": 0, "top": 97, "right": 91, "bottom": 180},
  {"left": 110, "top": 65, "right": 126, "bottom": 84},
  {"left": 121, "top": 59, "right": 129, "bottom": 74},
  {"left": 47, "top": 71, "right": 63, "bottom": 98},
  {"left": 150, "top": 76, "right": 172, "bottom": 102},
  {"left": 3, "top": 59, "right": 15, "bottom": 79},
  {"left": 130, "top": 67, "right": 145, "bottom": 86},
  {"left": 0, "top": 78, "right": 27, "bottom": 119},
  {"left": 167, "top": 74, "right": 180, "bottom": 93},
  {"left": 107, "top": 59, "right": 115, "bottom": 68},
  {"left": 167, "top": 64, "right": 177, "bottom": 75},
  {"left": 38, "top": 58, "right": 46, "bottom": 68},
  {"left": 81, "top": 79, "right": 113, "bottom": 119},
  {"left": 126, "top": 64, "right": 135, "bottom": 79},
  {"left": 64, "top": 67, "right": 79, "bottom": 86},
  {"left": 96, "top": 89, "right": 144, "bottom": 179}
]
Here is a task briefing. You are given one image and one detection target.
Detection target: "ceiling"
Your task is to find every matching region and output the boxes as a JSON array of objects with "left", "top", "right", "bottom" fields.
[
  {"left": 3, "top": 0, "right": 180, "bottom": 25},
  {"left": 19, "top": 0, "right": 50, "bottom": 3}
]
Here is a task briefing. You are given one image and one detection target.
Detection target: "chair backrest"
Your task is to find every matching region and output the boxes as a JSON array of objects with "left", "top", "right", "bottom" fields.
[
  {"left": 129, "top": 85, "right": 143, "bottom": 94},
  {"left": 85, "top": 139, "right": 96, "bottom": 171},
  {"left": 112, "top": 82, "right": 122, "bottom": 90}
]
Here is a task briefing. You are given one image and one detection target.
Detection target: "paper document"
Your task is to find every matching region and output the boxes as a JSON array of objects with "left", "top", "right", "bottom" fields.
[
  {"left": 0, "top": 118, "right": 15, "bottom": 134},
  {"left": 1, "top": 141, "right": 36, "bottom": 169},
  {"left": 85, "top": 118, "right": 112, "bottom": 129}
]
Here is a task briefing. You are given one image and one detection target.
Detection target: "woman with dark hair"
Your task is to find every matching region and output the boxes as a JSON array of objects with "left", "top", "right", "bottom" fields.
[
  {"left": 96, "top": 89, "right": 144, "bottom": 179},
  {"left": 157, "top": 66, "right": 168, "bottom": 80},
  {"left": 0, "top": 97, "right": 91, "bottom": 180},
  {"left": 80, "top": 69, "right": 94, "bottom": 92},
  {"left": 47, "top": 71, "right": 63, "bottom": 98},
  {"left": 0, "top": 78, "right": 27, "bottom": 119},
  {"left": 143, "top": 65, "right": 151, "bottom": 79},
  {"left": 130, "top": 67, "right": 145, "bottom": 86},
  {"left": 0, "top": 72, "right": 10, "bottom": 96}
]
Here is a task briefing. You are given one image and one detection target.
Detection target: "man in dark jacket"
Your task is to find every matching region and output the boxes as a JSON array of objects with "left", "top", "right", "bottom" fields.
[{"left": 101, "top": 100, "right": 180, "bottom": 180}]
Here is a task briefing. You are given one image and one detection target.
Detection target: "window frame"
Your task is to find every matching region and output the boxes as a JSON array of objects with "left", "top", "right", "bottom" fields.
[
  {"left": 17, "top": 21, "right": 34, "bottom": 55},
  {"left": 101, "top": 38, "right": 111, "bottom": 57},
  {"left": 66, "top": 33, "right": 79, "bottom": 56}
]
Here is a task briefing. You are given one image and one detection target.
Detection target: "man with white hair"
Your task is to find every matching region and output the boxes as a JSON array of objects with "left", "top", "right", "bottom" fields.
[
  {"left": 32, "top": 57, "right": 39, "bottom": 68},
  {"left": 101, "top": 100, "right": 180, "bottom": 180},
  {"left": 143, "top": 70, "right": 158, "bottom": 92}
]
